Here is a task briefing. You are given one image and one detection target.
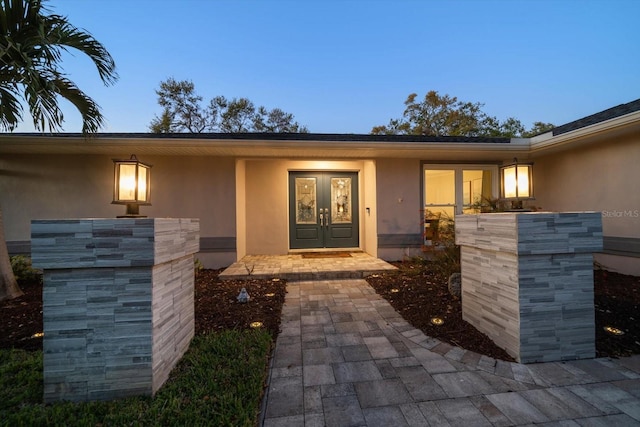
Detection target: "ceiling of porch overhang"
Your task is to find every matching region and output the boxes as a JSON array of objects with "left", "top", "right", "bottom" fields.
[{"left": 0, "top": 133, "right": 530, "bottom": 161}]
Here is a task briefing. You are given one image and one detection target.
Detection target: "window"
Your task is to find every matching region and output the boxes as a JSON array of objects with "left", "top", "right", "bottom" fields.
[{"left": 423, "top": 165, "right": 498, "bottom": 244}]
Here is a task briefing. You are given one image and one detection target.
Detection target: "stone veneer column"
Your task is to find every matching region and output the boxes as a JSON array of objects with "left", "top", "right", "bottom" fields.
[
  {"left": 31, "top": 218, "right": 199, "bottom": 402},
  {"left": 455, "top": 212, "right": 602, "bottom": 363}
]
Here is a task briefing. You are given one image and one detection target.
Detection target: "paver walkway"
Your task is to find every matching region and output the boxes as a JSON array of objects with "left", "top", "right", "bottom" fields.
[{"left": 261, "top": 278, "right": 640, "bottom": 426}]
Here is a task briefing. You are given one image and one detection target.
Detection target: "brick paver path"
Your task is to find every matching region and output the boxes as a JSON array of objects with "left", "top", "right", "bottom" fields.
[{"left": 262, "top": 279, "right": 640, "bottom": 426}]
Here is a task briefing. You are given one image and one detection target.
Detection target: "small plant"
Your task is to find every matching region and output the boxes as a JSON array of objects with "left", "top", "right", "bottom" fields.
[
  {"left": 469, "top": 195, "right": 542, "bottom": 212},
  {"left": 10, "top": 256, "right": 42, "bottom": 286},
  {"left": 194, "top": 258, "right": 204, "bottom": 276},
  {"left": 428, "top": 214, "right": 460, "bottom": 279},
  {"left": 244, "top": 264, "right": 254, "bottom": 276},
  {"left": 417, "top": 210, "right": 461, "bottom": 280},
  {"left": 468, "top": 196, "right": 509, "bottom": 213}
]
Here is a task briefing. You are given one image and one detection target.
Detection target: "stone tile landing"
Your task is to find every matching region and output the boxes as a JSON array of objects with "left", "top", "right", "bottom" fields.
[{"left": 218, "top": 252, "right": 397, "bottom": 281}]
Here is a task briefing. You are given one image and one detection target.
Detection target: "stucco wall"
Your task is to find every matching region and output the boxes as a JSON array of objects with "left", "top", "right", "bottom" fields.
[
  {"left": 362, "top": 160, "right": 377, "bottom": 257},
  {"left": 1, "top": 154, "right": 236, "bottom": 268},
  {"left": 242, "top": 159, "right": 367, "bottom": 255},
  {"left": 532, "top": 134, "right": 640, "bottom": 274},
  {"left": 244, "top": 159, "right": 290, "bottom": 254},
  {"left": 375, "top": 158, "right": 422, "bottom": 260},
  {"left": 235, "top": 159, "right": 247, "bottom": 259}
]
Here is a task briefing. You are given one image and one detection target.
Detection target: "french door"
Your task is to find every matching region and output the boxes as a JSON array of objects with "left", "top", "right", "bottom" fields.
[{"left": 289, "top": 171, "right": 359, "bottom": 249}]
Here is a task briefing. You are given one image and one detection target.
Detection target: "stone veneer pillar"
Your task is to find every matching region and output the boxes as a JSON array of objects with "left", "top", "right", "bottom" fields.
[
  {"left": 31, "top": 218, "right": 199, "bottom": 402},
  {"left": 455, "top": 212, "right": 602, "bottom": 363}
]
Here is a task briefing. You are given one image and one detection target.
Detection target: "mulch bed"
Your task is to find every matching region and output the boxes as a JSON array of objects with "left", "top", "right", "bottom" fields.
[
  {"left": 193, "top": 269, "right": 286, "bottom": 338},
  {"left": 0, "top": 270, "right": 287, "bottom": 352},
  {"left": 367, "top": 263, "right": 640, "bottom": 360},
  {"left": 1, "top": 266, "right": 638, "bottom": 362}
]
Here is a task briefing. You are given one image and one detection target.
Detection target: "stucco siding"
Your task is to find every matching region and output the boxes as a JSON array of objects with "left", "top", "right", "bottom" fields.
[
  {"left": 242, "top": 159, "right": 367, "bottom": 255},
  {"left": 375, "top": 158, "right": 422, "bottom": 260},
  {"left": 533, "top": 135, "right": 640, "bottom": 274},
  {"left": 1, "top": 154, "right": 114, "bottom": 240},
  {"left": 244, "top": 160, "right": 290, "bottom": 254},
  {"left": 533, "top": 135, "right": 639, "bottom": 239},
  {"left": 1, "top": 154, "right": 237, "bottom": 268},
  {"left": 362, "top": 160, "right": 377, "bottom": 256}
]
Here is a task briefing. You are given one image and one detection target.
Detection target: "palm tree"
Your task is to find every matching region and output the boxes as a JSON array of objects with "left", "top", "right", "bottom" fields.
[
  {"left": 0, "top": 0, "right": 117, "bottom": 132},
  {"left": 0, "top": 0, "right": 118, "bottom": 300}
]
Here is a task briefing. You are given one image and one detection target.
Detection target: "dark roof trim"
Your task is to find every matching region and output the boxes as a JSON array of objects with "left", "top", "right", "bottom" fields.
[
  {"left": 1, "top": 132, "right": 511, "bottom": 144},
  {"left": 551, "top": 98, "right": 640, "bottom": 136}
]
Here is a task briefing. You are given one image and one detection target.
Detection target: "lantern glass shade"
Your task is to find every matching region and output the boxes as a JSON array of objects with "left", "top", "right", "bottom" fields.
[
  {"left": 112, "top": 155, "right": 151, "bottom": 210},
  {"left": 500, "top": 162, "right": 533, "bottom": 201}
]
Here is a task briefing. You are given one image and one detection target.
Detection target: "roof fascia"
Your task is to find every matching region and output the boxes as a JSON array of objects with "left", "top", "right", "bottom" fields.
[
  {"left": 0, "top": 134, "right": 526, "bottom": 160},
  {"left": 529, "top": 110, "right": 640, "bottom": 155}
]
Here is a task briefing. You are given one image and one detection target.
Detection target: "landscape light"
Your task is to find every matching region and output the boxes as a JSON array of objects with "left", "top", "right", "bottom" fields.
[
  {"left": 430, "top": 317, "right": 444, "bottom": 326},
  {"left": 112, "top": 155, "right": 151, "bottom": 217},
  {"left": 500, "top": 157, "right": 533, "bottom": 210}
]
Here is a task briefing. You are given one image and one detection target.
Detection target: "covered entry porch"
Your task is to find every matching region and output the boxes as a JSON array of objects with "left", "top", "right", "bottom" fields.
[{"left": 234, "top": 158, "right": 378, "bottom": 259}]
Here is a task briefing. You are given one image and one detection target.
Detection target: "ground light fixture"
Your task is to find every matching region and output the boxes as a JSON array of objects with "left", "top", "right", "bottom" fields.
[
  {"left": 603, "top": 326, "right": 625, "bottom": 336},
  {"left": 500, "top": 157, "right": 534, "bottom": 211},
  {"left": 112, "top": 154, "right": 152, "bottom": 217},
  {"left": 430, "top": 317, "right": 444, "bottom": 326}
]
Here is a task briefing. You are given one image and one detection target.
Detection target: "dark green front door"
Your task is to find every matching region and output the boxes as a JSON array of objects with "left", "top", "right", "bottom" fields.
[{"left": 289, "top": 171, "right": 359, "bottom": 249}]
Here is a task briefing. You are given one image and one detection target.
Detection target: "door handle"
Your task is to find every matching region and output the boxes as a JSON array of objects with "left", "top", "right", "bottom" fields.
[
  {"left": 319, "top": 210, "right": 324, "bottom": 226},
  {"left": 324, "top": 208, "right": 329, "bottom": 228}
]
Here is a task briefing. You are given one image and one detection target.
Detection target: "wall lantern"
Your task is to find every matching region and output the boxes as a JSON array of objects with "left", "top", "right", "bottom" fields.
[
  {"left": 500, "top": 158, "right": 533, "bottom": 210},
  {"left": 112, "top": 155, "right": 151, "bottom": 217}
]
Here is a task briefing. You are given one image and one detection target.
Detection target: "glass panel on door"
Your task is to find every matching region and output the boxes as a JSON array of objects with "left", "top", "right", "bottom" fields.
[
  {"left": 289, "top": 172, "right": 359, "bottom": 249},
  {"left": 331, "top": 177, "right": 352, "bottom": 224},
  {"left": 295, "top": 177, "right": 317, "bottom": 224}
]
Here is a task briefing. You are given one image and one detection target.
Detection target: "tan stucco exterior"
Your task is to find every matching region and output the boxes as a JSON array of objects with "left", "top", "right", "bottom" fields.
[
  {"left": 362, "top": 160, "right": 377, "bottom": 256},
  {"left": 375, "top": 158, "right": 422, "bottom": 260},
  {"left": 1, "top": 103, "right": 639, "bottom": 274},
  {"left": 532, "top": 133, "right": 640, "bottom": 274},
  {"left": 238, "top": 159, "right": 368, "bottom": 255},
  {"left": 0, "top": 154, "right": 238, "bottom": 268}
]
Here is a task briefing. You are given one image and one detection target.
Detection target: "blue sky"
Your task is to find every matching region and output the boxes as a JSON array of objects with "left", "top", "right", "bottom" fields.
[{"left": 16, "top": 0, "right": 640, "bottom": 134}]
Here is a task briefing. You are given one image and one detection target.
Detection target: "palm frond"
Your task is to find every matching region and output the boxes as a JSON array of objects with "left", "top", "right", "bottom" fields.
[
  {"left": 23, "top": 70, "right": 63, "bottom": 131},
  {"left": 53, "top": 76, "right": 104, "bottom": 133},
  {"left": 0, "top": 0, "right": 117, "bottom": 133},
  {"left": 43, "top": 15, "right": 118, "bottom": 85},
  {"left": 0, "top": 85, "right": 23, "bottom": 130}
]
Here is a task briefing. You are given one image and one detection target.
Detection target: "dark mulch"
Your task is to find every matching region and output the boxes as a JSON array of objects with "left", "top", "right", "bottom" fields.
[
  {"left": 0, "top": 270, "right": 286, "bottom": 352},
  {"left": 193, "top": 269, "right": 286, "bottom": 338},
  {"left": 367, "top": 262, "right": 640, "bottom": 360},
  {"left": 1, "top": 266, "right": 638, "bottom": 362},
  {"left": 367, "top": 263, "right": 517, "bottom": 362}
]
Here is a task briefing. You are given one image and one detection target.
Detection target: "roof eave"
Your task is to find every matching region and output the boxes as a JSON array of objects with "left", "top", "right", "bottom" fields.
[
  {"left": 0, "top": 134, "right": 524, "bottom": 161},
  {"left": 529, "top": 110, "right": 640, "bottom": 156}
]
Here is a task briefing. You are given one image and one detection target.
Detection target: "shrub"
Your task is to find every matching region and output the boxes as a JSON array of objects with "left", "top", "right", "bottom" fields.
[
  {"left": 429, "top": 215, "right": 460, "bottom": 279},
  {"left": 10, "top": 256, "right": 42, "bottom": 286}
]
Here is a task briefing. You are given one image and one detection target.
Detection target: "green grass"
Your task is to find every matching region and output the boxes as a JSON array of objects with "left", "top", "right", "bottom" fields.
[{"left": 0, "top": 329, "right": 273, "bottom": 427}]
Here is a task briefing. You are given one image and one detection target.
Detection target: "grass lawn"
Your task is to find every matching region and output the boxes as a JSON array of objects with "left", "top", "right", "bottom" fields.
[{"left": 0, "top": 329, "right": 272, "bottom": 426}]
